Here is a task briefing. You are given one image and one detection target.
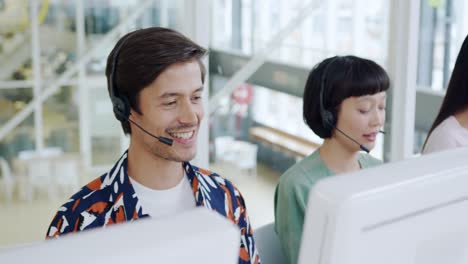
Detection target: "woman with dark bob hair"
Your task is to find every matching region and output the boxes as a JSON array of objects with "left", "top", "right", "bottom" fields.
[
  {"left": 422, "top": 35, "right": 468, "bottom": 154},
  {"left": 274, "top": 55, "right": 390, "bottom": 264}
]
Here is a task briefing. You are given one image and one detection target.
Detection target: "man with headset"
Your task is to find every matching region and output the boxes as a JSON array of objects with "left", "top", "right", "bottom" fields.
[{"left": 46, "top": 27, "right": 260, "bottom": 264}]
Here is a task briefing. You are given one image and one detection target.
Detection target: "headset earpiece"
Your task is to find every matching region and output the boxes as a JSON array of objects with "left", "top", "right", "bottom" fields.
[
  {"left": 112, "top": 95, "right": 130, "bottom": 122},
  {"left": 319, "top": 57, "right": 339, "bottom": 134},
  {"left": 321, "top": 109, "right": 335, "bottom": 131},
  {"left": 109, "top": 35, "right": 131, "bottom": 123}
]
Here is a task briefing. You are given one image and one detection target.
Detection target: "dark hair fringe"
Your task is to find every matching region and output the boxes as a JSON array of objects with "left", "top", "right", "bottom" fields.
[{"left": 303, "top": 55, "right": 390, "bottom": 138}]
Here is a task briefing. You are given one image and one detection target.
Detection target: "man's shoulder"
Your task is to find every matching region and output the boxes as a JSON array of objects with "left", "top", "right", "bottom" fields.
[
  {"left": 46, "top": 172, "right": 118, "bottom": 237},
  {"left": 57, "top": 173, "right": 115, "bottom": 214},
  {"left": 190, "top": 164, "right": 235, "bottom": 188},
  {"left": 189, "top": 164, "right": 248, "bottom": 224},
  {"left": 187, "top": 165, "right": 244, "bottom": 207}
]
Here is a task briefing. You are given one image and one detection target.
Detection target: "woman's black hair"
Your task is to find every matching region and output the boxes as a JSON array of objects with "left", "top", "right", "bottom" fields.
[
  {"left": 303, "top": 55, "right": 390, "bottom": 138},
  {"left": 423, "top": 35, "right": 468, "bottom": 150}
]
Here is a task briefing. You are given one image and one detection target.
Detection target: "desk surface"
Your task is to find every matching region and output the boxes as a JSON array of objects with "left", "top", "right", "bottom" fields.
[{"left": 249, "top": 126, "right": 320, "bottom": 158}]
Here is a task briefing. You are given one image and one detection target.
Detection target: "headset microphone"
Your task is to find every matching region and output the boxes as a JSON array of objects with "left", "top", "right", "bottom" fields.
[
  {"left": 108, "top": 33, "right": 173, "bottom": 147},
  {"left": 333, "top": 126, "right": 370, "bottom": 153},
  {"left": 331, "top": 126, "right": 385, "bottom": 154},
  {"left": 128, "top": 118, "right": 173, "bottom": 146}
]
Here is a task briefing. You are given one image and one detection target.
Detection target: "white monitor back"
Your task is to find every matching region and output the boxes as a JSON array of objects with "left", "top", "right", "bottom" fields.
[
  {"left": 298, "top": 147, "right": 468, "bottom": 264},
  {"left": 0, "top": 207, "right": 240, "bottom": 264}
]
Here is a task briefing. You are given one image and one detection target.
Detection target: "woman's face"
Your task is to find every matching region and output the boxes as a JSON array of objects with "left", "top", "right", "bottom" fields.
[{"left": 333, "top": 91, "right": 387, "bottom": 152}]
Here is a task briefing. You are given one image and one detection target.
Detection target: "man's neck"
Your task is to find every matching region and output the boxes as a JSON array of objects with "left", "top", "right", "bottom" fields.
[
  {"left": 319, "top": 139, "right": 360, "bottom": 174},
  {"left": 127, "top": 142, "right": 185, "bottom": 190}
]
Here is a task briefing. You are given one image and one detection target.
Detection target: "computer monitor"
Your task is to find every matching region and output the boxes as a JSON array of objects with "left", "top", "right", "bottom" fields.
[
  {"left": 0, "top": 207, "right": 240, "bottom": 264},
  {"left": 298, "top": 147, "right": 468, "bottom": 264}
]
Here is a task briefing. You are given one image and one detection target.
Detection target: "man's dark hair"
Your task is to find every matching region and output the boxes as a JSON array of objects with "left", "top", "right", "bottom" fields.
[
  {"left": 303, "top": 55, "right": 390, "bottom": 138},
  {"left": 105, "top": 27, "right": 207, "bottom": 134}
]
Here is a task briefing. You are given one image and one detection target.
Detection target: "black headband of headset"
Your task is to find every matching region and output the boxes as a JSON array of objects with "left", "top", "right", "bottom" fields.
[
  {"left": 109, "top": 34, "right": 132, "bottom": 103},
  {"left": 318, "top": 56, "right": 340, "bottom": 123}
]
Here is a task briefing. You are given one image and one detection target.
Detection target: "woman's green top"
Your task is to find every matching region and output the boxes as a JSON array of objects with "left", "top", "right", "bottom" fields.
[{"left": 274, "top": 150, "right": 382, "bottom": 264}]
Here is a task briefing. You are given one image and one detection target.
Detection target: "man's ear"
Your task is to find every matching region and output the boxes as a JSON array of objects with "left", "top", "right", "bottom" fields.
[{"left": 129, "top": 108, "right": 138, "bottom": 119}]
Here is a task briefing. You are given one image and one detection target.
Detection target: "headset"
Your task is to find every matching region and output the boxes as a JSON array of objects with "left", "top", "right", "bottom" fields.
[
  {"left": 318, "top": 56, "right": 373, "bottom": 153},
  {"left": 108, "top": 34, "right": 173, "bottom": 146},
  {"left": 318, "top": 57, "right": 338, "bottom": 132}
]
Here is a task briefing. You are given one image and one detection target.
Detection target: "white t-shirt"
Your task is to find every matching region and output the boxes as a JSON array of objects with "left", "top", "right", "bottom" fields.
[
  {"left": 130, "top": 174, "right": 196, "bottom": 219},
  {"left": 423, "top": 115, "right": 468, "bottom": 154}
]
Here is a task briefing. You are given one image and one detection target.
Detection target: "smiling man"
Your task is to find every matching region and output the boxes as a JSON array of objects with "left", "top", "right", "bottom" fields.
[{"left": 46, "top": 27, "right": 260, "bottom": 264}]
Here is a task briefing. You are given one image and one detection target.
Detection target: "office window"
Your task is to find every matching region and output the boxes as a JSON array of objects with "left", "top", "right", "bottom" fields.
[{"left": 417, "top": 0, "right": 468, "bottom": 91}]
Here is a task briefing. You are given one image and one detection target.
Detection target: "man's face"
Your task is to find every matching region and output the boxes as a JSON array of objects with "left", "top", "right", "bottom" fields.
[{"left": 130, "top": 60, "right": 204, "bottom": 162}]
